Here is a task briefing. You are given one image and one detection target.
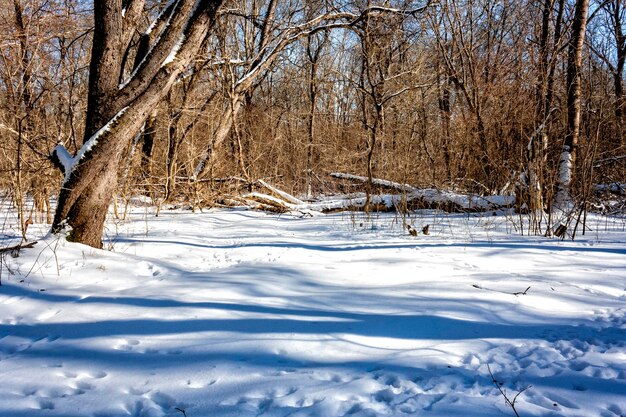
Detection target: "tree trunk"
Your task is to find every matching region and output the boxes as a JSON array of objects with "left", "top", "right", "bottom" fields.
[
  {"left": 612, "top": 0, "right": 626, "bottom": 145},
  {"left": 437, "top": 70, "right": 453, "bottom": 182},
  {"left": 141, "top": 111, "right": 158, "bottom": 179},
  {"left": 165, "top": 119, "right": 183, "bottom": 201},
  {"left": 556, "top": 0, "right": 589, "bottom": 208},
  {"left": 306, "top": 61, "right": 318, "bottom": 199},
  {"left": 52, "top": 107, "right": 146, "bottom": 247},
  {"left": 52, "top": 0, "right": 224, "bottom": 248}
]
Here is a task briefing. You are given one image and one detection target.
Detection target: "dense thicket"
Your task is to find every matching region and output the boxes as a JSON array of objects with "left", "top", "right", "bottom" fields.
[{"left": 1, "top": 0, "right": 624, "bottom": 242}]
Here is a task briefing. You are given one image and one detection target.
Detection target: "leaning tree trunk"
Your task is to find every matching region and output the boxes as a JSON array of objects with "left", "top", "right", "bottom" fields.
[
  {"left": 51, "top": 0, "right": 223, "bottom": 248},
  {"left": 53, "top": 121, "right": 134, "bottom": 247}
]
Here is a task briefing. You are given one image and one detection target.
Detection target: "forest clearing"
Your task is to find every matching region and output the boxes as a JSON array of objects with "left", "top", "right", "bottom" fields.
[{"left": 1, "top": 0, "right": 625, "bottom": 415}]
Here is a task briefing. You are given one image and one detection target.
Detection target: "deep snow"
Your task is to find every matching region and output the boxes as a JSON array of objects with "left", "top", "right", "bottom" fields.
[{"left": 0, "top": 204, "right": 625, "bottom": 417}]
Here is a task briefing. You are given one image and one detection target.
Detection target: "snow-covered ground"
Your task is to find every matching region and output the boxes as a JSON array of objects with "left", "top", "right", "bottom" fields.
[{"left": 1, "top": 204, "right": 625, "bottom": 417}]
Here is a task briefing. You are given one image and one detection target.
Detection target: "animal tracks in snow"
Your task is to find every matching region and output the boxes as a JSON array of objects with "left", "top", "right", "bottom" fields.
[
  {"left": 111, "top": 338, "right": 188, "bottom": 356},
  {"left": 14, "top": 366, "right": 105, "bottom": 413},
  {"left": 1, "top": 209, "right": 625, "bottom": 416}
]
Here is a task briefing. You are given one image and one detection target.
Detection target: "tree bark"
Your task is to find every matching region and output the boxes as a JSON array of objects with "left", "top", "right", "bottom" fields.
[
  {"left": 556, "top": 0, "right": 589, "bottom": 208},
  {"left": 52, "top": 0, "right": 224, "bottom": 248},
  {"left": 305, "top": 31, "right": 328, "bottom": 198},
  {"left": 141, "top": 111, "right": 158, "bottom": 179},
  {"left": 611, "top": 0, "right": 626, "bottom": 145}
]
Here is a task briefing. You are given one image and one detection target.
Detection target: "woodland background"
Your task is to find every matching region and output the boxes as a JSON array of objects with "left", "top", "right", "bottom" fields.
[{"left": 1, "top": 0, "right": 624, "bottom": 234}]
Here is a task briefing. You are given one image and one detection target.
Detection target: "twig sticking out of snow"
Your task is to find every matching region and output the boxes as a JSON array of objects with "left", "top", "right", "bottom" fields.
[
  {"left": 512, "top": 286, "right": 531, "bottom": 296},
  {"left": 487, "top": 364, "right": 531, "bottom": 417},
  {"left": 472, "top": 284, "right": 531, "bottom": 296}
]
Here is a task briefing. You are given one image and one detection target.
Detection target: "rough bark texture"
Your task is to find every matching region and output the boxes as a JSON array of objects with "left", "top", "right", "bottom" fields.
[
  {"left": 611, "top": 0, "right": 626, "bottom": 144},
  {"left": 52, "top": 0, "right": 224, "bottom": 248},
  {"left": 141, "top": 112, "right": 158, "bottom": 178},
  {"left": 556, "top": 0, "right": 589, "bottom": 208}
]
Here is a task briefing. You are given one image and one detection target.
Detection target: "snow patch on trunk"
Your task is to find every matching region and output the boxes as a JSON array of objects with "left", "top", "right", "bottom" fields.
[
  {"left": 161, "top": 34, "right": 185, "bottom": 66},
  {"left": 555, "top": 149, "right": 573, "bottom": 209},
  {"left": 62, "top": 106, "right": 129, "bottom": 184}
]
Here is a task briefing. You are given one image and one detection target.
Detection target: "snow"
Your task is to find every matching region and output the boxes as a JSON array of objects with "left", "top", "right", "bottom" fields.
[
  {"left": 1, "top": 202, "right": 625, "bottom": 417},
  {"left": 162, "top": 35, "right": 185, "bottom": 66},
  {"left": 56, "top": 107, "right": 129, "bottom": 184},
  {"left": 52, "top": 144, "right": 74, "bottom": 175},
  {"left": 595, "top": 183, "right": 626, "bottom": 195},
  {"left": 329, "top": 173, "right": 513, "bottom": 210},
  {"left": 119, "top": 0, "right": 182, "bottom": 89},
  {"left": 556, "top": 149, "right": 574, "bottom": 209}
]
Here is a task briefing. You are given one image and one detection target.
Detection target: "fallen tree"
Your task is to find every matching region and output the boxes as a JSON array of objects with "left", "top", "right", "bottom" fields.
[
  {"left": 327, "top": 173, "right": 514, "bottom": 213},
  {"left": 214, "top": 180, "right": 306, "bottom": 214},
  {"left": 0, "top": 240, "right": 37, "bottom": 253},
  {"left": 204, "top": 173, "right": 515, "bottom": 215}
]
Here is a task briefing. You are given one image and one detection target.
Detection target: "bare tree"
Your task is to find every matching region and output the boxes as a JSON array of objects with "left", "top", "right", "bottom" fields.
[
  {"left": 191, "top": 1, "right": 433, "bottom": 181},
  {"left": 304, "top": 27, "right": 330, "bottom": 198},
  {"left": 0, "top": 0, "right": 620, "bottom": 244},
  {"left": 51, "top": 0, "right": 224, "bottom": 248},
  {"left": 518, "top": 0, "right": 565, "bottom": 230},
  {"left": 0, "top": 0, "right": 87, "bottom": 233},
  {"left": 431, "top": 0, "right": 529, "bottom": 193},
  {"left": 353, "top": 6, "right": 421, "bottom": 211},
  {"left": 556, "top": 0, "right": 590, "bottom": 209},
  {"left": 588, "top": 0, "right": 626, "bottom": 145}
]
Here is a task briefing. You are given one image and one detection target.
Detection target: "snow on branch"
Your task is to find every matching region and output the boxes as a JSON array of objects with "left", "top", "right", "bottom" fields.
[
  {"left": 162, "top": 33, "right": 185, "bottom": 66},
  {"left": 145, "top": 0, "right": 180, "bottom": 35},
  {"left": 257, "top": 180, "right": 304, "bottom": 205},
  {"left": 330, "top": 172, "right": 416, "bottom": 193},
  {"left": 119, "top": 0, "right": 183, "bottom": 89},
  {"left": 51, "top": 144, "right": 74, "bottom": 175},
  {"left": 360, "top": 2, "right": 433, "bottom": 17},
  {"left": 51, "top": 107, "right": 129, "bottom": 184},
  {"left": 243, "top": 192, "right": 295, "bottom": 210},
  {"left": 207, "top": 58, "right": 247, "bottom": 66}
]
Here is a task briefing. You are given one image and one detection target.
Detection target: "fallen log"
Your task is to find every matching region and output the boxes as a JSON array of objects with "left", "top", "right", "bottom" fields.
[
  {"left": 328, "top": 172, "right": 514, "bottom": 213},
  {"left": 0, "top": 241, "right": 37, "bottom": 253},
  {"left": 242, "top": 192, "right": 292, "bottom": 213},
  {"left": 330, "top": 172, "right": 416, "bottom": 193},
  {"left": 255, "top": 180, "right": 304, "bottom": 205},
  {"left": 594, "top": 183, "right": 626, "bottom": 196}
]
